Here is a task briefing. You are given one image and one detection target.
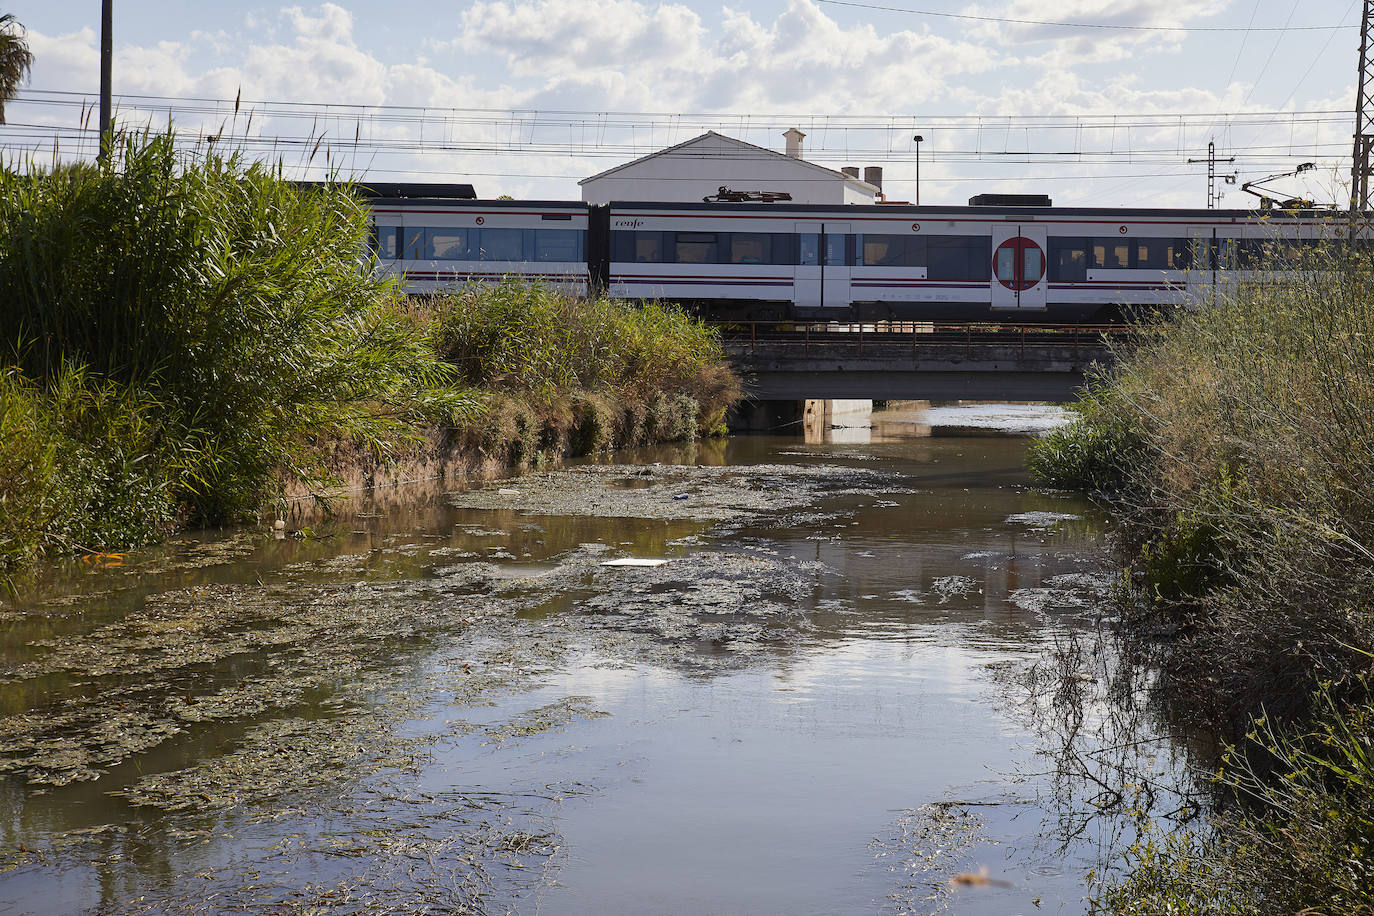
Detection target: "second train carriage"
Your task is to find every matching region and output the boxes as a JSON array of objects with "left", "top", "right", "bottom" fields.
[
  {"left": 370, "top": 197, "right": 592, "bottom": 296},
  {"left": 367, "top": 193, "right": 1352, "bottom": 322}
]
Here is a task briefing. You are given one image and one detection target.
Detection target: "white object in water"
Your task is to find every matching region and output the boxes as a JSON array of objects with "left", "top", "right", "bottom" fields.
[
  {"left": 272, "top": 519, "right": 286, "bottom": 531},
  {"left": 497, "top": 488, "right": 520, "bottom": 495},
  {"left": 600, "top": 558, "right": 669, "bottom": 567}
]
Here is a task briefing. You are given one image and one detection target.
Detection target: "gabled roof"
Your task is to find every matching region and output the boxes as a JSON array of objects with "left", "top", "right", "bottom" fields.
[{"left": 578, "top": 130, "right": 879, "bottom": 192}]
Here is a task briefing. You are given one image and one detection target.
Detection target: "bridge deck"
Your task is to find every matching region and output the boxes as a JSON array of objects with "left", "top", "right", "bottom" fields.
[{"left": 713, "top": 321, "right": 1130, "bottom": 401}]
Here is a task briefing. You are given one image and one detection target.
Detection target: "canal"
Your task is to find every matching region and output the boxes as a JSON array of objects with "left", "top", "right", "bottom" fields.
[{"left": 0, "top": 402, "right": 1179, "bottom": 914}]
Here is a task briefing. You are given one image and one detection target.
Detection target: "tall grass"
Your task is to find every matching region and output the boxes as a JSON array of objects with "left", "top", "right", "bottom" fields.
[
  {"left": 0, "top": 133, "right": 474, "bottom": 581},
  {"left": 430, "top": 281, "right": 735, "bottom": 400},
  {"left": 1030, "top": 241, "right": 1374, "bottom": 911},
  {"left": 1033, "top": 242, "right": 1374, "bottom": 721},
  {"left": 428, "top": 281, "right": 740, "bottom": 450}
]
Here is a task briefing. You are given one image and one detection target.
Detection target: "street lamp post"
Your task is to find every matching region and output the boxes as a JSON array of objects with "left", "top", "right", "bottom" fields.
[
  {"left": 99, "top": 0, "right": 112, "bottom": 162},
  {"left": 913, "top": 134, "right": 924, "bottom": 206}
]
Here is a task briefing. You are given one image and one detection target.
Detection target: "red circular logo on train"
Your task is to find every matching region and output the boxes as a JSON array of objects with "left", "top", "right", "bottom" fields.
[
  {"left": 911, "top": 222, "right": 921, "bottom": 232},
  {"left": 475, "top": 216, "right": 485, "bottom": 225},
  {"left": 994, "top": 236, "right": 1045, "bottom": 291}
]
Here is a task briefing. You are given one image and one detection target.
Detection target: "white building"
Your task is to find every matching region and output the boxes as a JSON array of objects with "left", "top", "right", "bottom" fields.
[{"left": 579, "top": 129, "right": 881, "bottom": 205}]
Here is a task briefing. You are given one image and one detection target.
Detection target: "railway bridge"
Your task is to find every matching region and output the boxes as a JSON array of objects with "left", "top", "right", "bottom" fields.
[{"left": 716, "top": 322, "right": 1124, "bottom": 427}]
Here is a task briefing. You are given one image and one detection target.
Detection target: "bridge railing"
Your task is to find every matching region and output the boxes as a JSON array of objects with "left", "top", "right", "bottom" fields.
[{"left": 709, "top": 320, "right": 1135, "bottom": 360}]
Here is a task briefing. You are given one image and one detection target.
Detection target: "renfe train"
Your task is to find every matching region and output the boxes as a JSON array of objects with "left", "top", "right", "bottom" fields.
[{"left": 367, "top": 192, "right": 1354, "bottom": 322}]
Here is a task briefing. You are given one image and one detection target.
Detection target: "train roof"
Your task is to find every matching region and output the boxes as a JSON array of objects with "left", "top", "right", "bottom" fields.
[
  {"left": 366, "top": 197, "right": 587, "bottom": 208},
  {"left": 604, "top": 200, "right": 1351, "bottom": 220},
  {"left": 294, "top": 181, "right": 478, "bottom": 199}
]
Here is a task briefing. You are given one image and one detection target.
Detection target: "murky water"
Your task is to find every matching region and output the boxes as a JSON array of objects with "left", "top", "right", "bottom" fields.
[{"left": 0, "top": 403, "right": 1159, "bottom": 915}]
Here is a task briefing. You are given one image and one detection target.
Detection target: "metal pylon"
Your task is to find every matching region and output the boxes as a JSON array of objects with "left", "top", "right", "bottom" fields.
[
  {"left": 1188, "top": 140, "right": 1236, "bottom": 209},
  {"left": 1354, "top": 0, "right": 1374, "bottom": 210}
]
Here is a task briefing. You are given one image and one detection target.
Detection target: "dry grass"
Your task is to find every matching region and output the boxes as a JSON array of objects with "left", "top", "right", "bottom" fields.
[{"left": 1032, "top": 241, "right": 1374, "bottom": 913}]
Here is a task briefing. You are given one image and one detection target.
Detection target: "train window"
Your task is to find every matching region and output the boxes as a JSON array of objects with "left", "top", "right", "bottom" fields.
[
  {"left": 375, "top": 226, "right": 399, "bottom": 260},
  {"left": 926, "top": 236, "right": 990, "bottom": 281},
  {"left": 769, "top": 233, "right": 797, "bottom": 265},
  {"left": 1232, "top": 238, "right": 1312, "bottom": 269},
  {"left": 611, "top": 231, "right": 665, "bottom": 263},
  {"left": 728, "top": 233, "right": 771, "bottom": 264},
  {"left": 1190, "top": 237, "right": 1215, "bottom": 271},
  {"left": 1133, "top": 238, "right": 1187, "bottom": 270},
  {"left": 1092, "top": 239, "right": 1130, "bottom": 270},
  {"left": 1170, "top": 239, "right": 1194, "bottom": 269},
  {"left": 1048, "top": 237, "right": 1087, "bottom": 281},
  {"left": 425, "top": 229, "right": 471, "bottom": 260},
  {"left": 823, "top": 233, "right": 847, "bottom": 266},
  {"left": 473, "top": 229, "right": 520, "bottom": 261},
  {"left": 674, "top": 232, "right": 718, "bottom": 264},
  {"left": 533, "top": 229, "right": 581, "bottom": 262},
  {"left": 860, "top": 235, "right": 926, "bottom": 267},
  {"left": 799, "top": 234, "right": 820, "bottom": 265},
  {"left": 402, "top": 228, "right": 425, "bottom": 261}
]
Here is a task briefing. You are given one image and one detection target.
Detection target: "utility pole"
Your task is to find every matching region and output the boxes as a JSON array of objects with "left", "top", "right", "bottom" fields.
[
  {"left": 1353, "top": 0, "right": 1374, "bottom": 211},
  {"left": 1188, "top": 140, "right": 1237, "bottom": 208},
  {"left": 98, "top": 0, "right": 112, "bottom": 162}
]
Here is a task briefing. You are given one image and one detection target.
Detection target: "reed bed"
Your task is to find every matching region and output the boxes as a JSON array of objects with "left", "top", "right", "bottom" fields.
[{"left": 1031, "top": 242, "right": 1374, "bottom": 912}]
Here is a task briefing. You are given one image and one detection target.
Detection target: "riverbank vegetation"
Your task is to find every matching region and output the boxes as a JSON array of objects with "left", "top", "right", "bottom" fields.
[
  {"left": 0, "top": 135, "right": 737, "bottom": 587},
  {"left": 1030, "top": 241, "right": 1374, "bottom": 912}
]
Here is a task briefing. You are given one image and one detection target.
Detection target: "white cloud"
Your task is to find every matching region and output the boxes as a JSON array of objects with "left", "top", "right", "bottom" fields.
[{"left": 3, "top": 0, "right": 1345, "bottom": 204}]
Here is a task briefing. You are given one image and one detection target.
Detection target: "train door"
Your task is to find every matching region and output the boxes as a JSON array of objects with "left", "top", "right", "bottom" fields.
[
  {"left": 821, "top": 223, "right": 852, "bottom": 311},
  {"left": 1187, "top": 226, "right": 1215, "bottom": 302},
  {"left": 794, "top": 223, "right": 822, "bottom": 309},
  {"left": 990, "top": 224, "right": 1048, "bottom": 310}
]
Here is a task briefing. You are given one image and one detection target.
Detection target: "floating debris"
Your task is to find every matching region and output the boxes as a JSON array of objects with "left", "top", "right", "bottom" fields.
[{"left": 1004, "top": 511, "right": 1083, "bottom": 530}]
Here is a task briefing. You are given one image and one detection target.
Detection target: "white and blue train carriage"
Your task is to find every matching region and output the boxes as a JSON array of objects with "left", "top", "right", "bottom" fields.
[{"left": 369, "top": 195, "right": 592, "bottom": 296}]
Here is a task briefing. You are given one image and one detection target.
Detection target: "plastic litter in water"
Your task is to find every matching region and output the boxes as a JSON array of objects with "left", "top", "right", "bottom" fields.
[
  {"left": 497, "top": 488, "right": 520, "bottom": 496},
  {"left": 600, "top": 558, "right": 669, "bottom": 567}
]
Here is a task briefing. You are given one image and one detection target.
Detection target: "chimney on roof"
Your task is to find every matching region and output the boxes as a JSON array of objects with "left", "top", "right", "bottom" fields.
[
  {"left": 864, "top": 166, "right": 883, "bottom": 191},
  {"left": 842, "top": 166, "right": 860, "bottom": 179},
  {"left": 784, "top": 127, "right": 806, "bottom": 159}
]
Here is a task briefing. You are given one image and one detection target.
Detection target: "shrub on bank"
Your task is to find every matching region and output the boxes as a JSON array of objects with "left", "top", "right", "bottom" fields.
[{"left": 1031, "top": 241, "right": 1374, "bottom": 721}]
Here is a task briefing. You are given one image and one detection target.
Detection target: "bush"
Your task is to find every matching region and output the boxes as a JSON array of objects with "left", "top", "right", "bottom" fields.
[
  {"left": 428, "top": 281, "right": 737, "bottom": 413},
  {"left": 428, "top": 281, "right": 737, "bottom": 454},
  {"left": 1028, "top": 379, "right": 1150, "bottom": 493}
]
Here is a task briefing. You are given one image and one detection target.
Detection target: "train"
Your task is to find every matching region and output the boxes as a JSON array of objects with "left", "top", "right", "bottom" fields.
[{"left": 365, "top": 188, "right": 1356, "bottom": 323}]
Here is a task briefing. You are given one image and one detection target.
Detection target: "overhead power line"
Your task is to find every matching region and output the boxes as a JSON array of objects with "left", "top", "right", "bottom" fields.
[
  {"left": 0, "top": 120, "right": 1349, "bottom": 163},
  {"left": 816, "top": 0, "right": 1356, "bottom": 31},
  {"left": 11, "top": 90, "right": 1356, "bottom": 129}
]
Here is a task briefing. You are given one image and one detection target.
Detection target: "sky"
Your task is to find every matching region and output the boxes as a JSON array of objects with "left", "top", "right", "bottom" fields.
[{"left": 1, "top": 0, "right": 1363, "bottom": 207}]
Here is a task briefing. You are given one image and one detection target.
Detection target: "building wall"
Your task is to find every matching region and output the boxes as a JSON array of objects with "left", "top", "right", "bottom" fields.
[{"left": 580, "top": 136, "right": 875, "bottom": 205}]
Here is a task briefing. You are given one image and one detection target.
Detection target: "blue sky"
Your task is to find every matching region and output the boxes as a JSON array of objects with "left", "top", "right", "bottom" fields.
[{"left": 2, "top": 0, "right": 1361, "bottom": 207}]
